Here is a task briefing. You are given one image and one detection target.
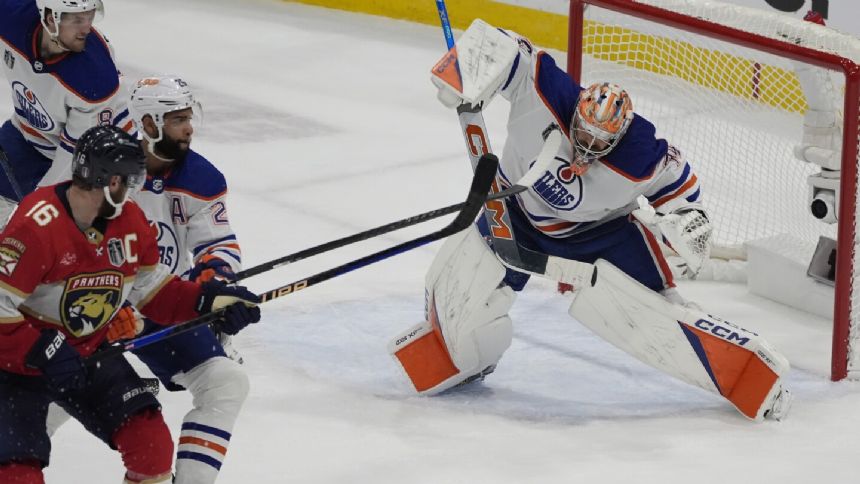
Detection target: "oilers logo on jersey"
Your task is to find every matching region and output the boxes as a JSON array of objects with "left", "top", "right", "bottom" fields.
[
  {"left": 13, "top": 81, "right": 55, "bottom": 132},
  {"left": 531, "top": 161, "right": 583, "bottom": 211},
  {"left": 61, "top": 270, "right": 123, "bottom": 336},
  {"left": 155, "top": 221, "right": 179, "bottom": 273}
]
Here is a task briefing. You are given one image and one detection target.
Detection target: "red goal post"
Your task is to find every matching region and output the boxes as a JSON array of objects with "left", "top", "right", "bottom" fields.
[{"left": 567, "top": 0, "right": 860, "bottom": 381}]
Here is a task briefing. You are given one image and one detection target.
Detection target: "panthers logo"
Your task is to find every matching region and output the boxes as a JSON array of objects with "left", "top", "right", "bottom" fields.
[{"left": 61, "top": 271, "right": 123, "bottom": 337}]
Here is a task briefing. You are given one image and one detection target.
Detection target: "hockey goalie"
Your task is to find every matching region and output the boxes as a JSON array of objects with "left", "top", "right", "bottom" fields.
[{"left": 390, "top": 19, "right": 792, "bottom": 421}]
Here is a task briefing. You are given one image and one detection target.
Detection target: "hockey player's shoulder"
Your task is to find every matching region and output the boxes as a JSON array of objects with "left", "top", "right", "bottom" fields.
[
  {"left": 53, "top": 28, "right": 120, "bottom": 104},
  {"left": 166, "top": 150, "right": 227, "bottom": 201},
  {"left": 533, "top": 52, "right": 581, "bottom": 134},
  {"left": 0, "top": 0, "right": 39, "bottom": 52},
  {"left": 8, "top": 185, "right": 67, "bottom": 237},
  {"left": 601, "top": 115, "right": 669, "bottom": 181}
]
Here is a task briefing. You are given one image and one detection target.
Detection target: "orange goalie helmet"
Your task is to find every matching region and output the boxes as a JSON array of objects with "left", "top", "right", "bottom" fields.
[{"left": 569, "top": 82, "right": 634, "bottom": 174}]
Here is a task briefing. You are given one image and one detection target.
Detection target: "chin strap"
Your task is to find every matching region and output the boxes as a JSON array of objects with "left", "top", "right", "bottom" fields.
[
  {"left": 143, "top": 136, "right": 175, "bottom": 163},
  {"left": 102, "top": 185, "right": 129, "bottom": 220}
]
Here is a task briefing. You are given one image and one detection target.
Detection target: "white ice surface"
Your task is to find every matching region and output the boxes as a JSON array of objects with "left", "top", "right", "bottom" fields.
[{"left": 2, "top": 0, "right": 858, "bottom": 482}]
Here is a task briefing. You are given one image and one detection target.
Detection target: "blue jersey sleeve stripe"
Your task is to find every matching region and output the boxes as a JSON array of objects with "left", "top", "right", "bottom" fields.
[
  {"left": 59, "top": 141, "right": 74, "bottom": 154},
  {"left": 647, "top": 163, "right": 691, "bottom": 203},
  {"left": 686, "top": 187, "right": 701, "bottom": 203},
  {"left": 112, "top": 109, "right": 130, "bottom": 126},
  {"left": 209, "top": 249, "right": 241, "bottom": 266},
  {"left": 193, "top": 235, "right": 238, "bottom": 257},
  {"left": 61, "top": 128, "right": 77, "bottom": 144},
  {"left": 501, "top": 51, "right": 520, "bottom": 92}
]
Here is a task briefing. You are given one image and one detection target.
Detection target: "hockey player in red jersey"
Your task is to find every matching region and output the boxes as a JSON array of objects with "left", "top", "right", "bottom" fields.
[{"left": 0, "top": 125, "right": 261, "bottom": 483}]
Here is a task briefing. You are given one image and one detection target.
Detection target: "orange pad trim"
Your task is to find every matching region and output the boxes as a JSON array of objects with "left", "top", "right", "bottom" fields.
[
  {"left": 684, "top": 324, "right": 778, "bottom": 418},
  {"left": 394, "top": 296, "right": 459, "bottom": 392},
  {"left": 431, "top": 46, "right": 463, "bottom": 93}
]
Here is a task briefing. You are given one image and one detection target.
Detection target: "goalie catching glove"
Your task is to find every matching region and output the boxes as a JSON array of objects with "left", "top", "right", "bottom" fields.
[
  {"left": 634, "top": 202, "right": 713, "bottom": 278},
  {"left": 430, "top": 19, "right": 521, "bottom": 110}
]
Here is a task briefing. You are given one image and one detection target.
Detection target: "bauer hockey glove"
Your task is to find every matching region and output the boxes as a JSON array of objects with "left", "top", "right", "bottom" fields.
[
  {"left": 106, "top": 302, "right": 145, "bottom": 343},
  {"left": 197, "top": 280, "right": 261, "bottom": 335},
  {"left": 25, "top": 330, "right": 87, "bottom": 393},
  {"left": 189, "top": 253, "right": 237, "bottom": 283}
]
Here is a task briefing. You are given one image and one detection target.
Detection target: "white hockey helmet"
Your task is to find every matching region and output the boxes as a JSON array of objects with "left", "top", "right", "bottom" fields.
[
  {"left": 36, "top": 0, "right": 104, "bottom": 38},
  {"left": 129, "top": 76, "right": 203, "bottom": 155}
]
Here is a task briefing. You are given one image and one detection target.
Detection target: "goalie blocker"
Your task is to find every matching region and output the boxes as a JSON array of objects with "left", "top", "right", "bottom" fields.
[{"left": 390, "top": 226, "right": 791, "bottom": 421}]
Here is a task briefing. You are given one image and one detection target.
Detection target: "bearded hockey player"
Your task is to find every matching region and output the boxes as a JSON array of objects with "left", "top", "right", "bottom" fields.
[
  {"left": 124, "top": 75, "right": 248, "bottom": 484},
  {"left": 0, "top": 125, "right": 260, "bottom": 483},
  {"left": 0, "top": 0, "right": 133, "bottom": 226},
  {"left": 391, "top": 20, "right": 792, "bottom": 422}
]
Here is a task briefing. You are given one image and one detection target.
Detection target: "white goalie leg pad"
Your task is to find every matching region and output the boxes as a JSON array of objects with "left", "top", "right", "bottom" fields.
[
  {"left": 569, "top": 259, "right": 790, "bottom": 421},
  {"left": 390, "top": 225, "right": 515, "bottom": 395},
  {"left": 431, "top": 18, "right": 519, "bottom": 109},
  {"left": 171, "top": 356, "right": 249, "bottom": 484}
]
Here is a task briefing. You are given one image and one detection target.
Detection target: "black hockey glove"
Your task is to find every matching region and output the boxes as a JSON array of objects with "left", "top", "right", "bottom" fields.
[
  {"left": 25, "top": 330, "right": 87, "bottom": 393},
  {"left": 196, "top": 280, "right": 261, "bottom": 335}
]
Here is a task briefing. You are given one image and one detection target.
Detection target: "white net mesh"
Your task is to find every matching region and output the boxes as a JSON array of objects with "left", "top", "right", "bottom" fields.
[{"left": 574, "top": 0, "right": 860, "bottom": 377}]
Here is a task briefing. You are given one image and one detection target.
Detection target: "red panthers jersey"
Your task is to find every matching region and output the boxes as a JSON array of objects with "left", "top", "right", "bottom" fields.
[{"left": 0, "top": 183, "right": 202, "bottom": 374}]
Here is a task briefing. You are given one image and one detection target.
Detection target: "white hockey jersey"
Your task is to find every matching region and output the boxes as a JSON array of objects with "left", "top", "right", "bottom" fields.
[
  {"left": 131, "top": 150, "right": 242, "bottom": 280},
  {"left": 495, "top": 38, "right": 701, "bottom": 238},
  {"left": 0, "top": 0, "right": 134, "bottom": 185}
]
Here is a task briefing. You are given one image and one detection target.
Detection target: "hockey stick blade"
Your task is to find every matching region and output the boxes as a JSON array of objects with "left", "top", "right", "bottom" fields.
[{"left": 87, "top": 154, "right": 499, "bottom": 363}]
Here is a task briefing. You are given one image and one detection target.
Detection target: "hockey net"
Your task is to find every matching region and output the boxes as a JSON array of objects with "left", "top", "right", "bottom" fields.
[{"left": 568, "top": 0, "right": 860, "bottom": 380}]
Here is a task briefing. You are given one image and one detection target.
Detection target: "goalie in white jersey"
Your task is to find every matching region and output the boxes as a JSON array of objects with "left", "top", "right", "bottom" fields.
[
  {"left": 0, "top": 0, "right": 133, "bottom": 224},
  {"left": 391, "top": 20, "right": 792, "bottom": 422}
]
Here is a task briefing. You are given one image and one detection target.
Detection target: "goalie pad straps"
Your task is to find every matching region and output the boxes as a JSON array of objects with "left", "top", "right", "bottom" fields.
[
  {"left": 390, "top": 226, "right": 515, "bottom": 395},
  {"left": 569, "top": 259, "right": 790, "bottom": 421},
  {"left": 431, "top": 19, "right": 520, "bottom": 110}
]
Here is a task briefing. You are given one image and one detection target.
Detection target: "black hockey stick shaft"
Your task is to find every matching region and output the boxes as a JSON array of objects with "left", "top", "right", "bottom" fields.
[
  {"left": 236, "top": 171, "right": 528, "bottom": 280},
  {"left": 88, "top": 154, "right": 500, "bottom": 363}
]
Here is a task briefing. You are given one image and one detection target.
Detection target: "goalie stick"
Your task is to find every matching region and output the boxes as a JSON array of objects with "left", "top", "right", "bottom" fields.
[
  {"left": 433, "top": 0, "right": 543, "bottom": 273},
  {"left": 88, "top": 154, "right": 501, "bottom": 363}
]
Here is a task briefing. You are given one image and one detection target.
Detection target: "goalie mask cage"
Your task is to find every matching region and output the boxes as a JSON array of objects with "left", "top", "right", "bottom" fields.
[{"left": 567, "top": 0, "right": 860, "bottom": 381}]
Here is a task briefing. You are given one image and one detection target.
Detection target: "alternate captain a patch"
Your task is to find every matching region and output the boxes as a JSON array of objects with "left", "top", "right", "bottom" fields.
[{"left": 61, "top": 271, "right": 123, "bottom": 336}]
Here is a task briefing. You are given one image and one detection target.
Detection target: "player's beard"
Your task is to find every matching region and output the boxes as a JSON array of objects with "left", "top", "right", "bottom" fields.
[{"left": 154, "top": 136, "right": 190, "bottom": 163}]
